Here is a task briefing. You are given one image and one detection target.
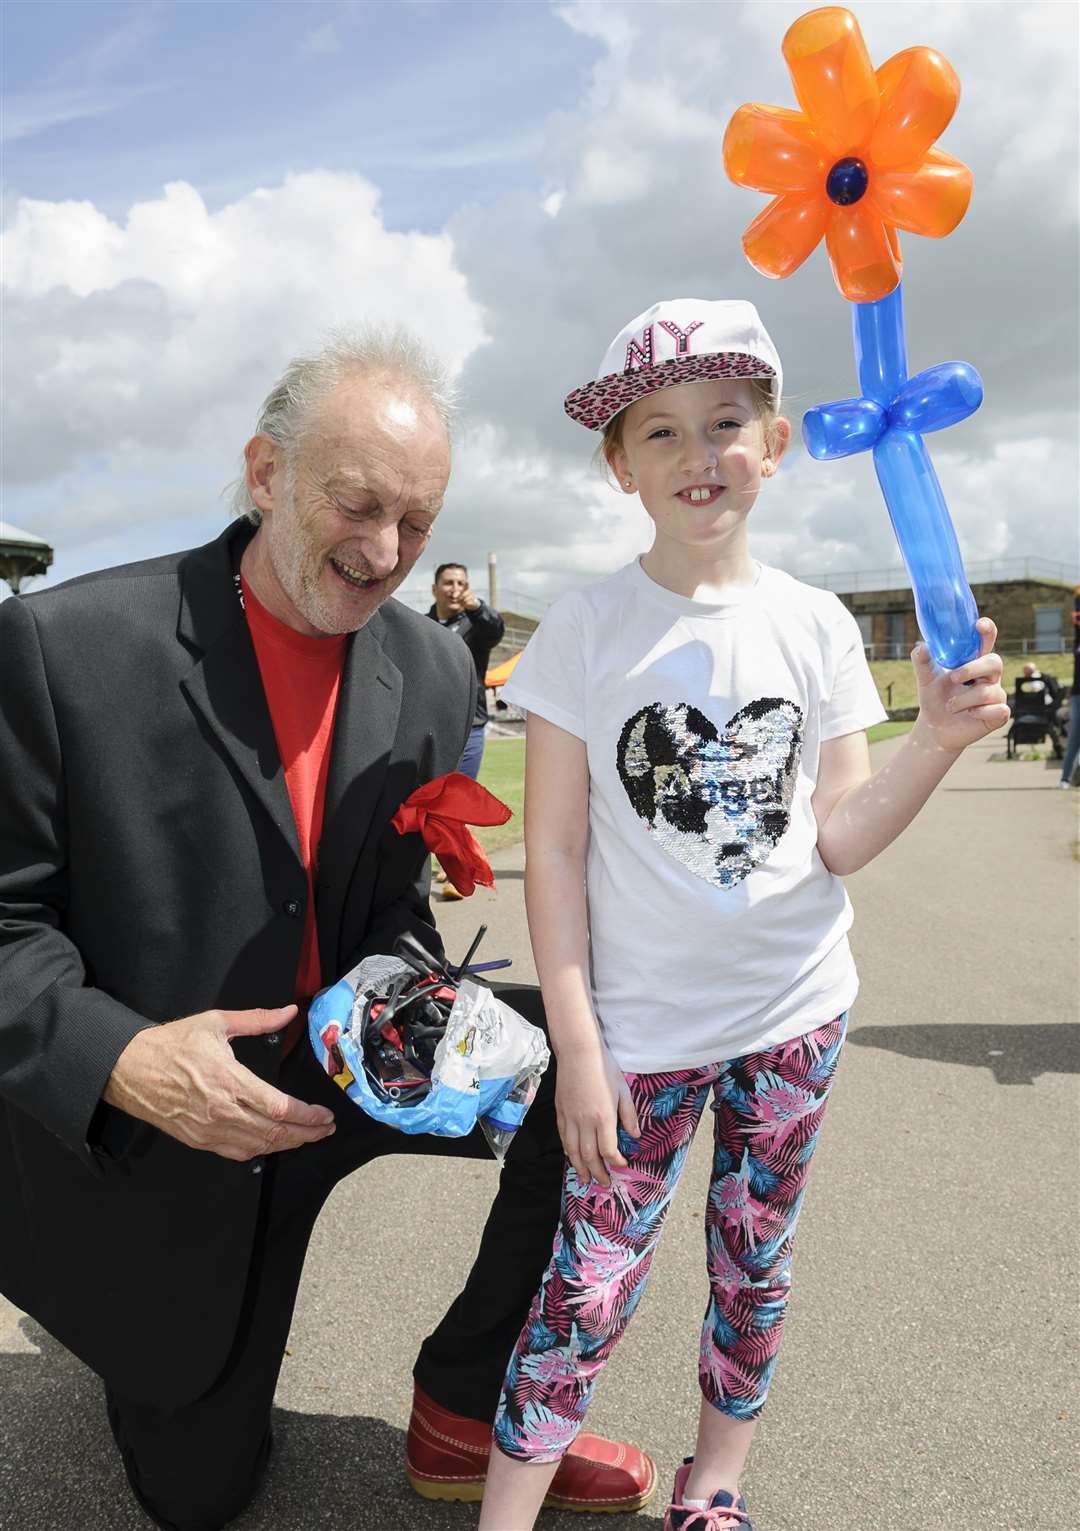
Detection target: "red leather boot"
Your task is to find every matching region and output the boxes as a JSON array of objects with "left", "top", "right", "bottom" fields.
[{"left": 405, "top": 1383, "right": 656, "bottom": 1513}]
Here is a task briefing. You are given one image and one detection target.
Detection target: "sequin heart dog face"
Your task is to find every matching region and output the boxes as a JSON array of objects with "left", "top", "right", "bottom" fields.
[{"left": 616, "top": 698, "right": 804, "bottom": 887}]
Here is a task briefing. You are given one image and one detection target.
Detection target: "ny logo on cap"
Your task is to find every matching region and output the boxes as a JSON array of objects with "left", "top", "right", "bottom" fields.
[{"left": 624, "top": 319, "right": 704, "bottom": 373}]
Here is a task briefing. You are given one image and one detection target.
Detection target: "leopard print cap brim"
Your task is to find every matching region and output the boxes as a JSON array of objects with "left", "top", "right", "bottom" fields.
[{"left": 564, "top": 352, "right": 777, "bottom": 432}]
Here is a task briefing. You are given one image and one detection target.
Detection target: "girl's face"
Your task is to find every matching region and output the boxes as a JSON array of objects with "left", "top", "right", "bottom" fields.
[{"left": 610, "top": 378, "right": 789, "bottom": 554}]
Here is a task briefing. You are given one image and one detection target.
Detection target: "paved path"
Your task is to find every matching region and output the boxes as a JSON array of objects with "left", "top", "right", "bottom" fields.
[{"left": 2, "top": 737, "right": 1077, "bottom": 1531}]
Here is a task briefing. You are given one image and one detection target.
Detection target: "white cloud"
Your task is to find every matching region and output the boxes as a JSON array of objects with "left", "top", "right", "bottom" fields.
[
  {"left": 3, "top": 2, "right": 1077, "bottom": 606},
  {"left": 441, "top": 0, "right": 1078, "bottom": 602},
  {"left": 2, "top": 172, "right": 486, "bottom": 505}
]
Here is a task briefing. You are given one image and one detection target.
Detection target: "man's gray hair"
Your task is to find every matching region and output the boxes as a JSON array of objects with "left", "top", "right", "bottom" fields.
[{"left": 230, "top": 327, "right": 456, "bottom": 524}]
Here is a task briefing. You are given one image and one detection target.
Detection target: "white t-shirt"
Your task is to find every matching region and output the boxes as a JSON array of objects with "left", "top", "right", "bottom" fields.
[{"left": 503, "top": 559, "right": 888, "bottom": 1070}]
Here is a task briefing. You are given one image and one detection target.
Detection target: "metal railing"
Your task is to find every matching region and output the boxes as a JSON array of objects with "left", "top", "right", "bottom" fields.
[
  {"left": 401, "top": 559, "right": 1077, "bottom": 615},
  {"left": 863, "top": 637, "right": 1070, "bottom": 662},
  {"left": 497, "top": 587, "right": 550, "bottom": 620},
  {"left": 803, "top": 556, "right": 1079, "bottom": 594}
]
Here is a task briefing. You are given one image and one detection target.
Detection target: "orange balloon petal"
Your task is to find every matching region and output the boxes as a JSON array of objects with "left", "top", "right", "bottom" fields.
[
  {"left": 869, "top": 47, "right": 961, "bottom": 169},
  {"left": 783, "top": 7, "right": 879, "bottom": 157},
  {"left": 743, "top": 191, "right": 831, "bottom": 280},
  {"left": 723, "top": 102, "right": 826, "bottom": 193},
  {"left": 826, "top": 204, "right": 902, "bottom": 301},
  {"left": 870, "top": 150, "right": 972, "bottom": 237}
]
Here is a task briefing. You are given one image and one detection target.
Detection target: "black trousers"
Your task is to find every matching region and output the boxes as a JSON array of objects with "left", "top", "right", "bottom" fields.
[{"left": 105, "top": 985, "right": 563, "bottom": 1531}]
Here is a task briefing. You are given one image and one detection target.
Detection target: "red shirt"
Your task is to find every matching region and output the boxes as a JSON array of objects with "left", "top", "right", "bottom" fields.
[{"left": 241, "top": 576, "right": 346, "bottom": 1047}]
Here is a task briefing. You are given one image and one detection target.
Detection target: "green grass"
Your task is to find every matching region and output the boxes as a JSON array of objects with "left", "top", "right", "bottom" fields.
[
  {"left": 474, "top": 724, "right": 913, "bottom": 853},
  {"left": 866, "top": 720, "right": 914, "bottom": 744},
  {"left": 475, "top": 737, "right": 526, "bottom": 854},
  {"left": 868, "top": 651, "right": 1073, "bottom": 711}
]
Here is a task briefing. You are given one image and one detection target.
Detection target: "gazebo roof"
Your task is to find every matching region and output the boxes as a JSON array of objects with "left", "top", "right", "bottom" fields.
[
  {"left": 0, "top": 523, "right": 55, "bottom": 592},
  {"left": 1, "top": 523, "right": 52, "bottom": 551}
]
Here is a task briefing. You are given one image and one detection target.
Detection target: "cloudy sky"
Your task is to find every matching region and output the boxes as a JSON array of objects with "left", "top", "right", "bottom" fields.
[{"left": 3, "top": 0, "right": 1077, "bottom": 614}]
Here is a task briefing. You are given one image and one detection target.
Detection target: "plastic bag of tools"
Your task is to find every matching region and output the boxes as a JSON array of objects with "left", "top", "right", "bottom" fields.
[{"left": 308, "top": 926, "right": 550, "bottom": 1164}]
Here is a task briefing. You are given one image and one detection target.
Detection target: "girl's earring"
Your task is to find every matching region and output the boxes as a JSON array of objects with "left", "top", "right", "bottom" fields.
[{"left": 624, "top": 479, "right": 633, "bottom": 489}]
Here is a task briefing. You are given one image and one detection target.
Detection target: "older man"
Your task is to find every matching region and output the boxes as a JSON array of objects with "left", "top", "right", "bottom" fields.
[{"left": 0, "top": 333, "right": 653, "bottom": 1530}]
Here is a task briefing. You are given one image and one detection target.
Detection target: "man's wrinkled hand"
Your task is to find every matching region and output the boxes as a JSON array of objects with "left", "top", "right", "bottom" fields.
[{"left": 103, "top": 1006, "right": 336, "bottom": 1162}]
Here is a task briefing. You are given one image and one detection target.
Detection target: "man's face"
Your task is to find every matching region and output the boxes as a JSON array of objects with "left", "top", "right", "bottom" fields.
[
  {"left": 433, "top": 566, "right": 469, "bottom": 619},
  {"left": 250, "top": 373, "right": 451, "bottom": 635}
]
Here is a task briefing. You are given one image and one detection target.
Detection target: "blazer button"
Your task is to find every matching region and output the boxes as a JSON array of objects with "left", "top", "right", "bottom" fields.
[
  {"left": 283, "top": 898, "right": 302, "bottom": 918},
  {"left": 265, "top": 1029, "right": 282, "bottom": 1048}
]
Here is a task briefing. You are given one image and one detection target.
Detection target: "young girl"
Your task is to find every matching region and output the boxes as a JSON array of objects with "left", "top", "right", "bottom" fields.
[{"left": 480, "top": 299, "right": 1008, "bottom": 1531}]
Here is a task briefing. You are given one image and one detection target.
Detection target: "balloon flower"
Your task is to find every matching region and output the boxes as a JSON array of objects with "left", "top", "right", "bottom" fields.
[{"left": 723, "top": 6, "right": 983, "bottom": 668}]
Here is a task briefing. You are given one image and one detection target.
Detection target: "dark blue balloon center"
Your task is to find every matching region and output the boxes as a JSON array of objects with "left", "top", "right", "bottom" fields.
[{"left": 826, "top": 157, "right": 869, "bottom": 206}]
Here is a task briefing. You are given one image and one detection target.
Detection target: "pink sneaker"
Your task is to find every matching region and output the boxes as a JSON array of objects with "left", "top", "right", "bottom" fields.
[{"left": 664, "top": 1457, "right": 753, "bottom": 1529}]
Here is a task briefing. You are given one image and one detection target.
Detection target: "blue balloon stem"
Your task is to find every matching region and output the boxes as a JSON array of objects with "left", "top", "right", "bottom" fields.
[{"left": 803, "top": 283, "right": 983, "bottom": 670}]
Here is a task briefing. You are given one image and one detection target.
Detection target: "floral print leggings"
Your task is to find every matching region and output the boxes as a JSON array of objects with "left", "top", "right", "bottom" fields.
[{"left": 494, "top": 1015, "right": 846, "bottom": 1463}]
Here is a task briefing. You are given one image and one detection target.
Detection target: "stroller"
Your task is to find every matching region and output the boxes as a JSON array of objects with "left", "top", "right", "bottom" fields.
[{"left": 1006, "top": 675, "right": 1063, "bottom": 759}]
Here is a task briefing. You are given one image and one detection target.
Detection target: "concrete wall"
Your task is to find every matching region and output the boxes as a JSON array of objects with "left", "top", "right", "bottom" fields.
[{"left": 839, "top": 578, "right": 1074, "bottom": 652}]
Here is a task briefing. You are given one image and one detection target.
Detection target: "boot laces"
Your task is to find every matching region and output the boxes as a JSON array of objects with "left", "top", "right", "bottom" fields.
[{"left": 679, "top": 1499, "right": 748, "bottom": 1529}]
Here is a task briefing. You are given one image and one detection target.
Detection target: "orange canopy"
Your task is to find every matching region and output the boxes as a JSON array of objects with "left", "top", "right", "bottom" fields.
[{"left": 485, "top": 651, "right": 523, "bottom": 689}]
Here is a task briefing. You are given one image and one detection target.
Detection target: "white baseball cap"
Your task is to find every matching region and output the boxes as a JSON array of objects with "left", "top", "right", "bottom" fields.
[{"left": 564, "top": 298, "right": 782, "bottom": 432}]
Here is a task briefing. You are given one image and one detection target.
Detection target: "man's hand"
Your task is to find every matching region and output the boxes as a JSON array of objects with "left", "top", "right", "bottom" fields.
[
  {"left": 103, "top": 1006, "right": 336, "bottom": 1162},
  {"left": 462, "top": 588, "right": 481, "bottom": 611}
]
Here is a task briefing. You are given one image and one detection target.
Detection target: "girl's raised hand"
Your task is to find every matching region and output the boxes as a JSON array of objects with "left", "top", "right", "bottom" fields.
[
  {"left": 912, "top": 617, "right": 1010, "bottom": 754},
  {"left": 555, "top": 1044, "right": 641, "bottom": 1188}
]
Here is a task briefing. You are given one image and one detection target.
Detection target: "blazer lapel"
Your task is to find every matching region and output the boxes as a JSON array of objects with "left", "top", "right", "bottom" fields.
[
  {"left": 177, "top": 526, "right": 302, "bottom": 866},
  {"left": 316, "top": 616, "right": 403, "bottom": 970}
]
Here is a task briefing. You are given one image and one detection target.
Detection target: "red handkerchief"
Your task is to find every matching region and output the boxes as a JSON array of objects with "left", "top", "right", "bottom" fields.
[{"left": 391, "top": 772, "right": 512, "bottom": 897}]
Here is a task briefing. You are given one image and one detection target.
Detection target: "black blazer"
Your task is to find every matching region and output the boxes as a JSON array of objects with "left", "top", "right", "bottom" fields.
[{"left": 0, "top": 520, "right": 473, "bottom": 1405}]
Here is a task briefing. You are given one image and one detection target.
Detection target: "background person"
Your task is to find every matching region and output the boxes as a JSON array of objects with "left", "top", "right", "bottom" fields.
[
  {"left": 476, "top": 299, "right": 1008, "bottom": 1531},
  {"left": 1016, "top": 659, "right": 1062, "bottom": 707},
  {"left": 0, "top": 330, "right": 651, "bottom": 1531},
  {"left": 427, "top": 562, "right": 507, "bottom": 899},
  {"left": 1059, "top": 588, "right": 1080, "bottom": 787},
  {"left": 428, "top": 562, "right": 505, "bottom": 780}
]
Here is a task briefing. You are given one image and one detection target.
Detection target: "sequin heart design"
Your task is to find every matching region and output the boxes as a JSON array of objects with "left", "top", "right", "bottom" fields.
[{"left": 616, "top": 698, "right": 803, "bottom": 888}]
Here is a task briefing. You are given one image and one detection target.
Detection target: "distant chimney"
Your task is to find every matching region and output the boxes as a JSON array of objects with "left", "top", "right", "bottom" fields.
[{"left": 488, "top": 552, "right": 498, "bottom": 609}]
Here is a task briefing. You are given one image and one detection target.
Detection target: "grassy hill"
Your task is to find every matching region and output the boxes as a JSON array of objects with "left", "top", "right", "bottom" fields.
[{"left": 868, "top": 651, "right": 1072, "bottom": 711}]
